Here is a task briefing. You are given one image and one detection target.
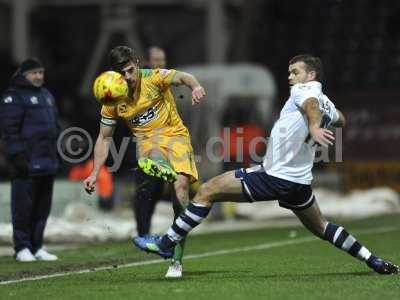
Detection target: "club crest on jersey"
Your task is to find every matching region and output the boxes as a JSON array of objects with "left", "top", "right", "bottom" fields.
[
  {"left": 46, "top": 97, "right": 53, "bottom": 106},
  {"left": 118, "top": 103, "right": 128, "bottom": 114},
  {"left": 30, "top": 96, "right": 38, "bottom": 104},
  {"left": 160, "top": 69, "right": 171, "bottom": 78}
]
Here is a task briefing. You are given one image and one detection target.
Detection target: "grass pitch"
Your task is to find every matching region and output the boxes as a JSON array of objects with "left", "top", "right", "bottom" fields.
[{"left": 0, "top": 214, "right": 399, "bottom": 300}]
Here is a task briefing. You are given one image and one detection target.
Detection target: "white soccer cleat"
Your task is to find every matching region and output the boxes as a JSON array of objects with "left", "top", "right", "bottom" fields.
[
  {"left": 165, "top": 261, "right": 183, "bottom": 278},
  {"left": 34, "top": 248, "right": 58, "bottom": 261},
  {"left": 15, "top": 248, "right": 36, "bottom": 262}
]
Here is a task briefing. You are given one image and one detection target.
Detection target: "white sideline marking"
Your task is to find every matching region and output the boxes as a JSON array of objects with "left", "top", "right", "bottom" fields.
[{"left": 0, "top": 225, "right": 398, "bottom": 285}]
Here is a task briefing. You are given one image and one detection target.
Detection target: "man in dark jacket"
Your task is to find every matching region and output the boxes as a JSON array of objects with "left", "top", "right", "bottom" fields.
[{"left": 0, "top": 58, "right": 59, "bottom": 262}]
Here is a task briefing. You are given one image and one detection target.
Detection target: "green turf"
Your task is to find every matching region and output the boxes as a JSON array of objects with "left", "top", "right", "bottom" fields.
[{"left": 0, "top": 214, "right": 399, "bottom": 300}]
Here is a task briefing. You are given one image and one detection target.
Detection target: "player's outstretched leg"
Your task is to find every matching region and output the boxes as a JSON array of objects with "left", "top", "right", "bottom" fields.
[
  {"left": 138, "top": 157, "right": 177, "bottom": 183},
  {"left": 294, "top": 201, "right": 399, "bottom": 275},
  {"left": 324, "top": 223, "right": 398, "bottom": 274},
  {"left": 133, "top": 201, "right": 209, "bottom": 258},
  {"left": 165, "top": 199, "right": 187, "bottom": 278},
  {"left": 165, "top": 176, "right": 190, "bottom": 278},
  {"left": 133, "top": 171, "right": 244, "bottom": 258}
]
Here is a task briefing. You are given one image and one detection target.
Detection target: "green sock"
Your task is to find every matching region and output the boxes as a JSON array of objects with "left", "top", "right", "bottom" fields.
[
  {"left": 172, "top": 201, "right": 188, "bottom": 264},
  {"left": 173, "top": 238, "right": 186, "bottom": 263}
]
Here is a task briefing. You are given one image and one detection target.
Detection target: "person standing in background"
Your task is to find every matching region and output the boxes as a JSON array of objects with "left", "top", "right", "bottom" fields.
[
  {"left": 147, "top": 46, "right": 167, "bottom": 69},
  {"left": 0, "top": 58, "right": 60, "bottom": 262}
]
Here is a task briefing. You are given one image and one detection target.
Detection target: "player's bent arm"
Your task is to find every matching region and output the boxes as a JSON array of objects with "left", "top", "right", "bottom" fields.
[
  {"left": 91, "top": 123, "right": 115, "bottom": 177},
  {"left": 302, "top": 98, "right": 322, "bottom": 130},
  {"left": 302, "top": 98, "right": 334, "bottom": 147},
  {"left": 331, "top": 109, "right": 346, "bottom": 128},
  {"left": 171, "top": 71, "right": 206, "bottom": 104},
  {"left": 171, "top": 71, "right": 201, "bottom": 89}
]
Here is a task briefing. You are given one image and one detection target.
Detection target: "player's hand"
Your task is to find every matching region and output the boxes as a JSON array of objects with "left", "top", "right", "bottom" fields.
[
  {"left": 191, "top": 86, "right": 206, "bottom": 105},
  {"left": 83, "top": 175, "right": 97, "bottom": 195},
  {"left": 310, "top": 127, "right": 335, "bottom": 147}
]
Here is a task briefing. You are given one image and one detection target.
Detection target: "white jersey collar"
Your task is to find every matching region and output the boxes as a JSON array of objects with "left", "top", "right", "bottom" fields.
[{"left": 291, "top": 81, "right": 322, "bottom": 91}]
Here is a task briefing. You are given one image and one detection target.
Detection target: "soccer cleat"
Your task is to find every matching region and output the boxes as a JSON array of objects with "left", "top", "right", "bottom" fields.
[
  {"left": 138, "top": 158, "right": 177, "bottom": 183},
  {"left": 34, "top": 248, "right": 58, "bottom": 261},
  {"left": 165, "top": 260, "right": 183, "bottom": 278},
  {"left": 132, "top": 235, "right": 174, "bottom": 259},
  {"left": 15, "top": 248, "right": 36, "bottom": 262},
  {"left": 366, "top": 255, "right": 399, "bottom": 275}
]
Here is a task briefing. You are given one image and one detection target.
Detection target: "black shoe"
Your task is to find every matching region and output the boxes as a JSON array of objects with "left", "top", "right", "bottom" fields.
[{"left": 367, "top": 255, "right": 399, "bottom": 275}]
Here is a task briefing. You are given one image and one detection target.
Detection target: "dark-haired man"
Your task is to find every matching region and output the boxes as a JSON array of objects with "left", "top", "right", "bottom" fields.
[
  {"left": 134, "top": 54, "right": 399, "bottom": 275},
  {"left": 132, "top": 46, "right": 176, "bottom": 240},
  {"left": 131, "top": 46, "right": 168, "bottom": 240},
  {"left": 84, "top": 46, "right": 206, "bottom": 278}
]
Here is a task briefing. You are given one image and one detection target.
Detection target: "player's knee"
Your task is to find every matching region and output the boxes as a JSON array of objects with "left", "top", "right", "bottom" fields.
[
  {"left": 174, "top": 174, "right": 189, "bottom": 191},
  {"left": 175, "top": 180, "right": 189, "bottom": 193},
  {"left": 197, "top": 181, "right": 216, "bottom": 204}
]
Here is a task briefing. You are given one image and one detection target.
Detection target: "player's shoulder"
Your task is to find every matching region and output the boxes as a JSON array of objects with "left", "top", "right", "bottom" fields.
[
  {"left": 154, "top": 68, "right": 176, "bottom": 78},
  {"left": 139, "top": 69, "right": 154, "bottom": 80},
  {"left": 291, "top": 81, "right": 322, "bottom": 95},
  {"left": 140, "top": 68, "right": 175, "bottom": 81},
  {"left": 322, "top": 94, "right": 336, "bottom": 107},
  {"left": 292, "top": 81, "right": 322, "bottom": 92}
]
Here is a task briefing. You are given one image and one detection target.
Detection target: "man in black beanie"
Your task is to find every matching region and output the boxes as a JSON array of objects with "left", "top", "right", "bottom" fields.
[{"left": 0, "top": 58, "right": 60, "bottom": 262}]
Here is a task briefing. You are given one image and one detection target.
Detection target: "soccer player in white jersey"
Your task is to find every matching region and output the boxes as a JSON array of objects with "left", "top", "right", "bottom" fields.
[{"left": 133, "top": 54, "right": 398, "bottom": 275}]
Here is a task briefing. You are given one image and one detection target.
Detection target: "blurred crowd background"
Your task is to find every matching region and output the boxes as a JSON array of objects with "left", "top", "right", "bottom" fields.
[{"left": 1, "top": 0, "right": 400, "bottom": 196}]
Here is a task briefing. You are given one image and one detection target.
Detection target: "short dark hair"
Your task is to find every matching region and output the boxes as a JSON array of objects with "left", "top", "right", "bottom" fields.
[
  {"left": 108, "top": 46, "right": 137, "bottom": 72},
  {"left": 289, "top": 54, "right": 323, "bottom": 81}
]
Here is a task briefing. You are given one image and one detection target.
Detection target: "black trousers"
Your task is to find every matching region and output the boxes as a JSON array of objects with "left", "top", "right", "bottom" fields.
[
  {"left": 132, "top": 171, "right": 166, "bottom": 237},
  {"left": 11, "top": 175, "right": 54, "bottom": 253}
]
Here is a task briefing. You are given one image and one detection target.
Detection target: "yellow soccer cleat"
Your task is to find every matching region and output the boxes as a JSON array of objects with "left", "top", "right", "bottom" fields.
[{"left": 138, "top": 158, "right": 178, "bottom": 183}]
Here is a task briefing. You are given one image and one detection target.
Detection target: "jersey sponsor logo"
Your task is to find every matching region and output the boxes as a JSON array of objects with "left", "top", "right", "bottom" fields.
[
  {"left": 129, "top": 106, "right": 158, "bottom": 126},
  {"left": 3, "top": 96, "right": 12, "bottom": 103},
  {"left": 101, "top": 117, "right": 117, "bottom": 126},
  {"left": 159, "top": 69, "right": 171, "bottom": 78}
]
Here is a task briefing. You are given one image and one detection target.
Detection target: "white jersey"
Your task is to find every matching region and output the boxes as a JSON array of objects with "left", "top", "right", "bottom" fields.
[{"left": 263, "top": 81, "right": 338, "bottom": 185}]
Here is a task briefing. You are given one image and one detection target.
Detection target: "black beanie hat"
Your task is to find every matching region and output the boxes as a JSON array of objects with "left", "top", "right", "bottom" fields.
[{"left": 19, "top": 58, "right": 44, "bottom": 74}]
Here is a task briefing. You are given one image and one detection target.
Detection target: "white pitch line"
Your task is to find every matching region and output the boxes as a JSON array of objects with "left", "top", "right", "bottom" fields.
[{"left": 0, "top": 225, "right": 398, "bottom": 285}]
